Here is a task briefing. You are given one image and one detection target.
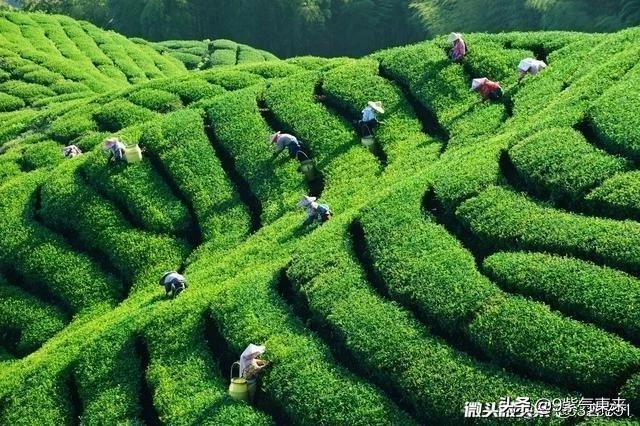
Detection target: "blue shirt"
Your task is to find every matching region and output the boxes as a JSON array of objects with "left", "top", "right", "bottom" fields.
[{"left": 362, "top": 106, "right": 376, "bottom": 122}]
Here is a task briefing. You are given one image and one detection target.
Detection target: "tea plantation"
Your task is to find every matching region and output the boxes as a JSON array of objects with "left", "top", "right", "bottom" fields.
[{"left": 1, "top": 9, "right": 640, "bottom": 425}]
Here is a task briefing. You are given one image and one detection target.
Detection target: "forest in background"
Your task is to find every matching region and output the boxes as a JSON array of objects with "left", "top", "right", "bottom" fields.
[{"left": 14, "top": 0, "right": 640, "bottom": 57}]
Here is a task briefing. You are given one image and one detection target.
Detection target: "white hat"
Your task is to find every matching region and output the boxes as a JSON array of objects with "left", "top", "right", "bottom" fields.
[
  {"left": 471, "top": 78, "right": 488, "bottom": 91},
  {"left": 448, "top": 32, "right": 462, "bottom": 43},
  {"left": 103, "top": 137, "right": 119, "bottom": 149},
  {"left": 517, "top": 58, "right": 536, "bottom": 72},
  {"left": 367, "top": 101, "right": 385, "bottom": 114},
  {"left": 298, "top": 195, "right": 316, "bottom": 207},
  {"left": 270, "top": 131, "right": 281, "bottom": 144}
]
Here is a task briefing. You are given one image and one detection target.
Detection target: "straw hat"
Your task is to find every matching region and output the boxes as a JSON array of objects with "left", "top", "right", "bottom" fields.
[
  {"left": 270, "top": 131, "right": 281, "bottom": 144},
  {"left": 367, "top": 101, "right": 385, "bottom": 114},
  {"left": 297, "top": 195, "right": 317, "bottom": 207},
  {"left": 447, "top": 32, "right": 462, "bottom": 43},
  {"left": 103, "top": 137, "right": 119, "bottom": 149},
  {"left": 471, "top": 78, "right": 488, "bottom": 91}
]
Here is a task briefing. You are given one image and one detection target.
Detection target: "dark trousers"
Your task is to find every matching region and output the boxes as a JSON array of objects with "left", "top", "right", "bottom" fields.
[{"left": 358, "top": 120, "right": 378, "bottom": 137}]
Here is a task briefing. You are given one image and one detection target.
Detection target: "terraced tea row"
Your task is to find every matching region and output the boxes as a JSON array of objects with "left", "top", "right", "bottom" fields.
[{"left": 2, "top": 15, "right": 640, "bottom": 424}]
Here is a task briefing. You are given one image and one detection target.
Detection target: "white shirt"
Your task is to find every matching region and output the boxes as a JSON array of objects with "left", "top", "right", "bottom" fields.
[
  {"left": 162, "top": 272, "right": 185, "bottom": 285},
  {"left": 362, "top": 106, "right": 376, "bottom": 122},
  {"left": 528, "top": 60, "right": 546, "bottom": 75}
]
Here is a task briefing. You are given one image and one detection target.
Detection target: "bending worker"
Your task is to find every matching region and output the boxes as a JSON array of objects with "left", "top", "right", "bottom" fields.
[
  {"left": 159, "top": 271, "right": 188, "bottom": 298},
  {"left": 448, "top": 32, "right": 467, "bottom": 62},
  {"left": 271, "top": 131, "right": 309, "bottom": 162},
  {"left": 518, "top": 58, "right": 547, "bottom": 82},
  {"left": 471, "top": 78, "right": 503, "bottom": 101},
  {"left": 358, "top": 101, "right": 385, "bottom": 138},
  {"left": 63, "top": 145, "right": 82, "bottom": 158},
  {"left": 103, "top": 137, "right": 126, "bottom": 164},
  {"left": 298, "top": 195, "right": 332, "bottom": 225}
]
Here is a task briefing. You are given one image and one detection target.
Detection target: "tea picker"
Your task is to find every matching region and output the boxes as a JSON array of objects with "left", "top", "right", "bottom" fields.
[
  {"left": 103, "top": 137, "right": 143, "bottom": 165},
  {"left": 518, "top": 58, "right": 547, "bottom": 82},
  {"left": 298, "top": 195, "right": 332, "bottom": 225},
  {"left": 229, "top": 343, "right": 269, "bottom": 403},
  {"left": 270, "top": 131, "right": 316, "bottom": 179},
  {"left": 471, "top": 78, "right": 503, "bottom": 101},
  {"left": 270, "top": 131, "right": 308, "bottom": 162},
  {"left": 62, "top": 145, "right": 82, "bottom": 158},
  {"left": 358, "top": 101, "right": 385, "bottom": 150},
  {"left": 159, "top": 271, "right": 188, "bottom": 298},
  {"left": 448, "top": 32, "right": 467, "bottom": 62}
]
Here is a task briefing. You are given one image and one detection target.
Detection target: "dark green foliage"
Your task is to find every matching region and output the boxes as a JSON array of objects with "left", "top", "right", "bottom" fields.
[
  {"left": 588, "top": 66, "right": 640, "bottom": 161},
  {"left": 457, "top": 186, "right": 640, "bottom": 273},
  {"left": 39, "top": 159, "right": 188, "bottom": 281},
  {"left": 484, "top": 251, "right": 640, "bottom": 342},
  {"left": 127, "top": 88, "right": 183, "bottom": 113},
  {"left": 19, "top": 140, "right": 62, "bottom": 171},
  {"left": 0, "top": 278, "right": 66, "bottom": 355},
  {"left": 508, "top": 127, "right": 628, "bottom": 204},
  {"left": 81, "top": 150, "right": 192, "bottom": 235},
  {"left": 586, "top": 171, "right": 640, "bottom": 220},
  {"left": 468, "top": 296, "right": 640, "bottom": 394},
  {"left": 288, "top": 221, "right": 564, "bottom": 424},
  {"left": 208, "top": 266, "right": 415, "bottom": 425},
  {"left": 141, "top": 109, "right": 250, "bottom": 246},
  {"left": 94, "top": 99, "right": 157, "bottom": 132},
  {"left": 206, "top": 87, "right": 304, "bottom": 224},
  {"left": 0, "top": 92, "right": 25, "bottom": 112}
]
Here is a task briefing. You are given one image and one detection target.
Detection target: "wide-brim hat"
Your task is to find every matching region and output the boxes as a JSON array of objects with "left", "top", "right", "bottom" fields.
[
  {"left": 298, "top": 195, "right": 317, "bottom": 207},
  {"left": 448, "top": 32, "right": 462, "bottom": 43},
  {"left": 471, "top": 78, "right": 488, "bottom": 91},
  {"left": 103, "top": 137, "right": 119, "bottom": 149},
  {"left": 270, "top": 131, "right": 281, "bottom": 144},
  {"left": 517, "top": 58, "right": 535, "bottom": 72},
  {"left": 367, "top": 101, "right": 385, "bottom": 114}
]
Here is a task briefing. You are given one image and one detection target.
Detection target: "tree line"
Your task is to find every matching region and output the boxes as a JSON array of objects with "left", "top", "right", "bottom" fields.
[{"left": 18, "top": 0, "right": 640, "bottom": 57}]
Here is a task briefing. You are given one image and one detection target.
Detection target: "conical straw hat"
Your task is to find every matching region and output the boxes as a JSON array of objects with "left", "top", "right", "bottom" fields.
[
  {"left": 448, "top": 32, "right": 462, "bottom": 43},
  {"left": 367, "top": 101, "right": 385, "bottom": 114},
  {"left": 471, "top": 78, "right": 488, "bottom": 90}
]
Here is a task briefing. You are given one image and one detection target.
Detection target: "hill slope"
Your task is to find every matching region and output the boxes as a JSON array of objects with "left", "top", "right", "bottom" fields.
[{"left": 1, "top": 10, "right": 640, "bottom": 424}]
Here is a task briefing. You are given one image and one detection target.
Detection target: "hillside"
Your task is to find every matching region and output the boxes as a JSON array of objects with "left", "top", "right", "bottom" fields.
[{"left": 1, "top": 10, "right": 640, "bottom": 424}]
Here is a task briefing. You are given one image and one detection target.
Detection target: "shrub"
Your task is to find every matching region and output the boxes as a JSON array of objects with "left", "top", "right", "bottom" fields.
[
  {"left": 508, "top": 127, "right": 628, "bottom": 204},
  {"left": 468, "top": 295, "right": 640, "bottom": 394},
  {"left": 140, "top": 109, "right": 250, "bottom": 246},
  {"left": 0, "top": 173, "right": 122, "bottom": 313},
  {"left": 127, "top": 88, "right": 182, "bottom": 113},
  {"left": 39, "top": 159, "right": 188, "bottom": 282},
  {"left": 93, "top": 99, "right": 157, "bottom": 132},
  {"left": 201, "top": 69, "right": 263, "bottom": 90},
  {"left": 168, "top": 51, "right": 202, "bottom": 69},
  {"left": 288, "top": 222, "right": 565, "bottom": 424},
  {"left": 75, "top": 329, "right": 142, "bottom": 424},
  {"left": 484, "top": 251, "right": 640, "bottom": 342},
  {"left": 359, "top": 181, "right": 502, "bottom": 333},
  {"left": 0, "top": 92, "right": 25, "bottom": 112},
  {"left": 322, "top": 59, "right": 441, "bottom": 170},
  {"left": 0, "top": 80, "right": 55, "bottom": 104},
  {"left": 210, "top": 49, "right": 236, "bottom": 66},
  {"left": 48, "top": 104, "right": 99, "bottom": 143},
  {"left": 208, "top": 266, "right": 414, "bottom": 425},
  {"left": 586, "top": 171, "right": 640, "bottom": 221},
  {"left": 19, "top": 140, "right": 62, "bottom": 171},
  {"left": 588, "top": 66, "right": 640, "bottom": 161},
  {"left": 80, "top": 149, "right": 191, "bottom": 235},
  {"left": 0, "top": 278, "right": 66, "bottom": 355},
  {"left": 456, "top": 186, "right": 640, "bottom": 274},
  {"left": 206, "top": 87, "right": 304, "bottom": 224},
  {"left": 143, "top": 301, "right": 272, "bottom": 425}
]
